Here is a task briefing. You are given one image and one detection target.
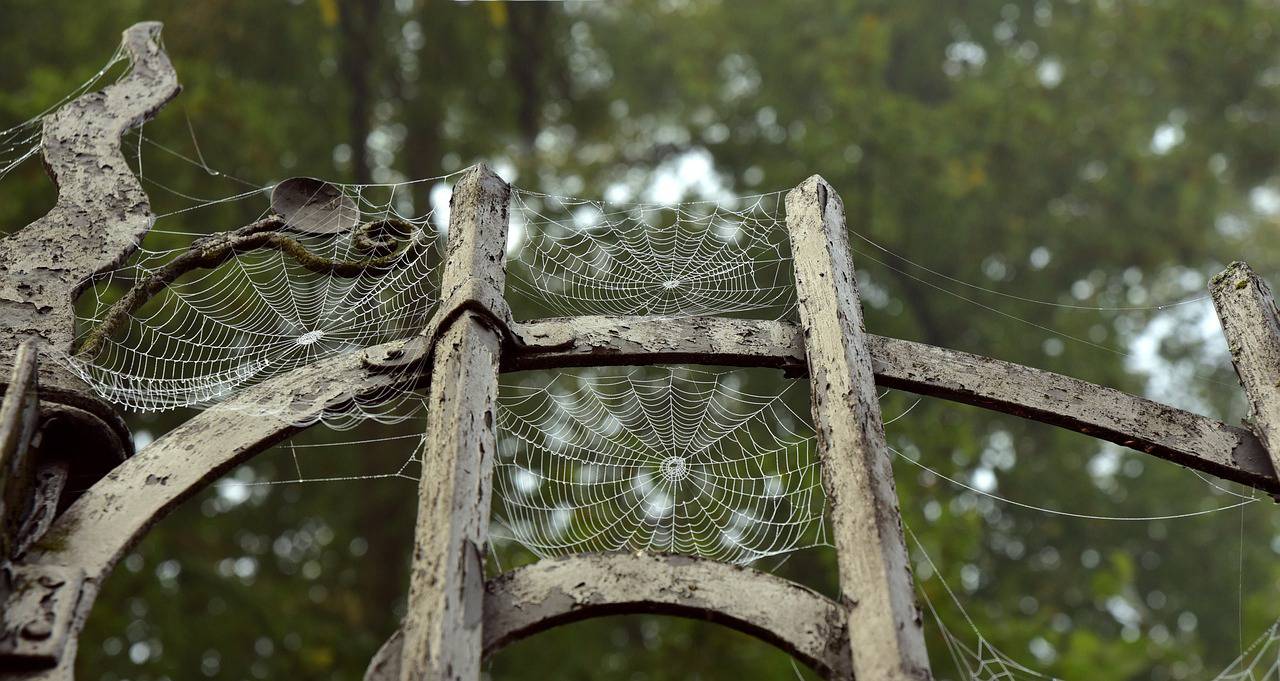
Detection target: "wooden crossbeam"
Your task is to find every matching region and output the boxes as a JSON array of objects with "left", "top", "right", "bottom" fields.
[
  {"left": 1211, "top": 261, "right": 1280, "bottom": 481},
  {"left": 398, "top": 164, "right": 510, "bottom": 681},
  {"left": 786, "top": 176, "right": 931, "bottom": 681},
  {"left": 510, "top": 315, "right": 1277, "bottom": 492}
]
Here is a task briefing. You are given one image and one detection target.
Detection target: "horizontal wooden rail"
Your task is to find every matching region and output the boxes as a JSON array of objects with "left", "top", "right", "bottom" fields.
[
  {"left": 865, "top": 334, "right": 1276, "bottom": 493},
  {"left": 509, "top": 316, "right": 806, "bottom": 374},
  {"left": 511, "top": 316, "right": 1278, "bottom": 494},
  {"left": 363, "top": 553, "right": 850, "bottom": 680}
]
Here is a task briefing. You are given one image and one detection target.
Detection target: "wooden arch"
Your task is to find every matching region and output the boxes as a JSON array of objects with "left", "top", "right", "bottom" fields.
[
  {"left": 4, "top": 22, "right": 1280, "bottom": 681},
  {"left": 363, "top": 552, "right": 852, "bottom": 680}
]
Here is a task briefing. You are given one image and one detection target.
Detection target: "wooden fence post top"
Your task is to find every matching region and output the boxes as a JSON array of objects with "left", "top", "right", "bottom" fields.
[
  {"left": 787, "top": 174, "right": 841, "bottom": 215},
  {"left": 1210, "top": 260, "right": 1280, "bottom": 481},
  {"left": 440, "top": 163, "right": 510, "bottom": 298}
]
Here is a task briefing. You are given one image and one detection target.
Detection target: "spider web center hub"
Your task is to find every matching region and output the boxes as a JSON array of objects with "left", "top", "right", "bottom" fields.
[
  {"left": 295, "top": 330, "right": 325, "bottom": 346},
  {"left": 658, "top": 455, "right": 689, "bottom": 482}
]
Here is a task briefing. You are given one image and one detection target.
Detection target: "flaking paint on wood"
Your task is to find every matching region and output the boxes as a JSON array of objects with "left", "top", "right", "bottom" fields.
[
  {"left": 786, "top": 175, "right": 931, "bottom": 681},
  {"left": 1211, "top": 262, "right": 1280, "bottom": 480},
  {"left": 398, "top": 164, "right": 510, "bottom": 681}
]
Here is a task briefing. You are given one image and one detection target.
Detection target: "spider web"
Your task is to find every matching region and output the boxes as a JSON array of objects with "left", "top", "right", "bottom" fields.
[
  {"left": 0, "top": 42, "right": 128, "bottom": 183},
  {"left": 1215, "top": 622, "right": 1280, "bottom": 681},
  {"left": 60, "top": 177, "right": 452, "bottom": 423},
  {"left": 507, "top": 188, "right": 796, "bottom": 319},
  {"left": 492, "top": 366, "right": 825, "bottom": 565},
  {"left": 907, "top": 519, "right": 1280, "bottom": 681}
]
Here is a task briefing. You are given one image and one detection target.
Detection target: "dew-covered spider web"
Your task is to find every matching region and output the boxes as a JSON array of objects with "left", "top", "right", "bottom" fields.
[
  {"left": 491, "top": 366, "right": 825, "bottom": 565},
  {"left": 507, "top": 188, "right": 796, "bottom": 319},
  {"left": 60, "top": 176, "right": 454, "bottom": 421}
]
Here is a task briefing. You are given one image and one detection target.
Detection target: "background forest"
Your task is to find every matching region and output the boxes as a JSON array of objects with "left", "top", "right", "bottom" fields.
[{"left": 4, "top": 0, "right": 1280, "bottom": 679}]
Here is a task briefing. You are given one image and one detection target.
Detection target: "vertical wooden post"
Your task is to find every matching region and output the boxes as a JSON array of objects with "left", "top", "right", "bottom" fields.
[
  {"left": 1211, "top": 261, "right": 1280, "bottom": 476},
  {"left": 399, "top": 164, "right": 510, "bottom": 681},
  {"left": 0, "top": 341, "right": 40, "bottom": 564},
  {"left": 786, "top": 176, "right": 931, "bottom": 681}
]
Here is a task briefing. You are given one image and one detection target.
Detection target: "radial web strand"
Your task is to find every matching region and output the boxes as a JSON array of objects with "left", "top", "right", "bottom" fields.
[
  {"left": 492, "top": 366, "right": 825, "bottom": 565},
  {"left": 507, "top": 189, "right": 796, "bottom": 319},
  {"left": 0, "top": 42, "right": 128, "bottom": 183},
  {"left": 912, "top": 526, "right": 1280, "bottom": 681},
  {"left": 62, "top": 178, "right": 451, "bottom": 421}
]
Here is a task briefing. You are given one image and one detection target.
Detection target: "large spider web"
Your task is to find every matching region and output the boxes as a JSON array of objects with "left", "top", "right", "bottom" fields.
[
  {"left": 60, "top": 178, "right": 451, "bottom": 423},
  {"left": 507, "top": 188, "right": 796, "bottom": 319},
  {"left": 492, "top": 366, "right": 825, "bottom": 565}
]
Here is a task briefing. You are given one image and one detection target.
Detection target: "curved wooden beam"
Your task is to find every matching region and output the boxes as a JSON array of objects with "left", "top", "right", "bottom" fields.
[
  {"left": 508, "top": 316, "right": 1278, "bottom": 494},
  {"left": 0, "top": 22, "right": 180, "bottom": 357},
  {"left": 364, "top": 553, "right": 851, "bottom": 681},
  {"left": 7, "top": 341, "right": 415, "bottom": 681},
  {"left": 29, "top": 345, "right": 413, "bottom": 571},
  {"left": 866, "top": 334, "right": 1277, "bottom": 493}
]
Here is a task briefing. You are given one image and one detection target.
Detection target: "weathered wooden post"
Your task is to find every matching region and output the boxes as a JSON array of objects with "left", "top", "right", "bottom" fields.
[
  {"left": 786, "top": 176, "right": 931, "bottom": 681},
  {"left": 398, "top": 164, "right": 510, "bottom": 681},
  {"left": 1211, "top": 261, "right": 1280, "bottom": 480}
]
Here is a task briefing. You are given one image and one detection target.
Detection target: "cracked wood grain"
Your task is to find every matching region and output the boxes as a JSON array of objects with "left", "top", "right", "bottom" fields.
[
  {"left": 0, "top": 22, "right": 179, "bottom": 358},
  {"left": 1211, "top": 261, "right": 1280, "bottom": 479},
  {"left": 365, "top": 553, "right": 851, "bottom": 680},
  {"left": 787, "top": 175, "right": 931, "bottom": 681},
  {"left": 398, "top": 164, "right": 509, "bottom": 681}
]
